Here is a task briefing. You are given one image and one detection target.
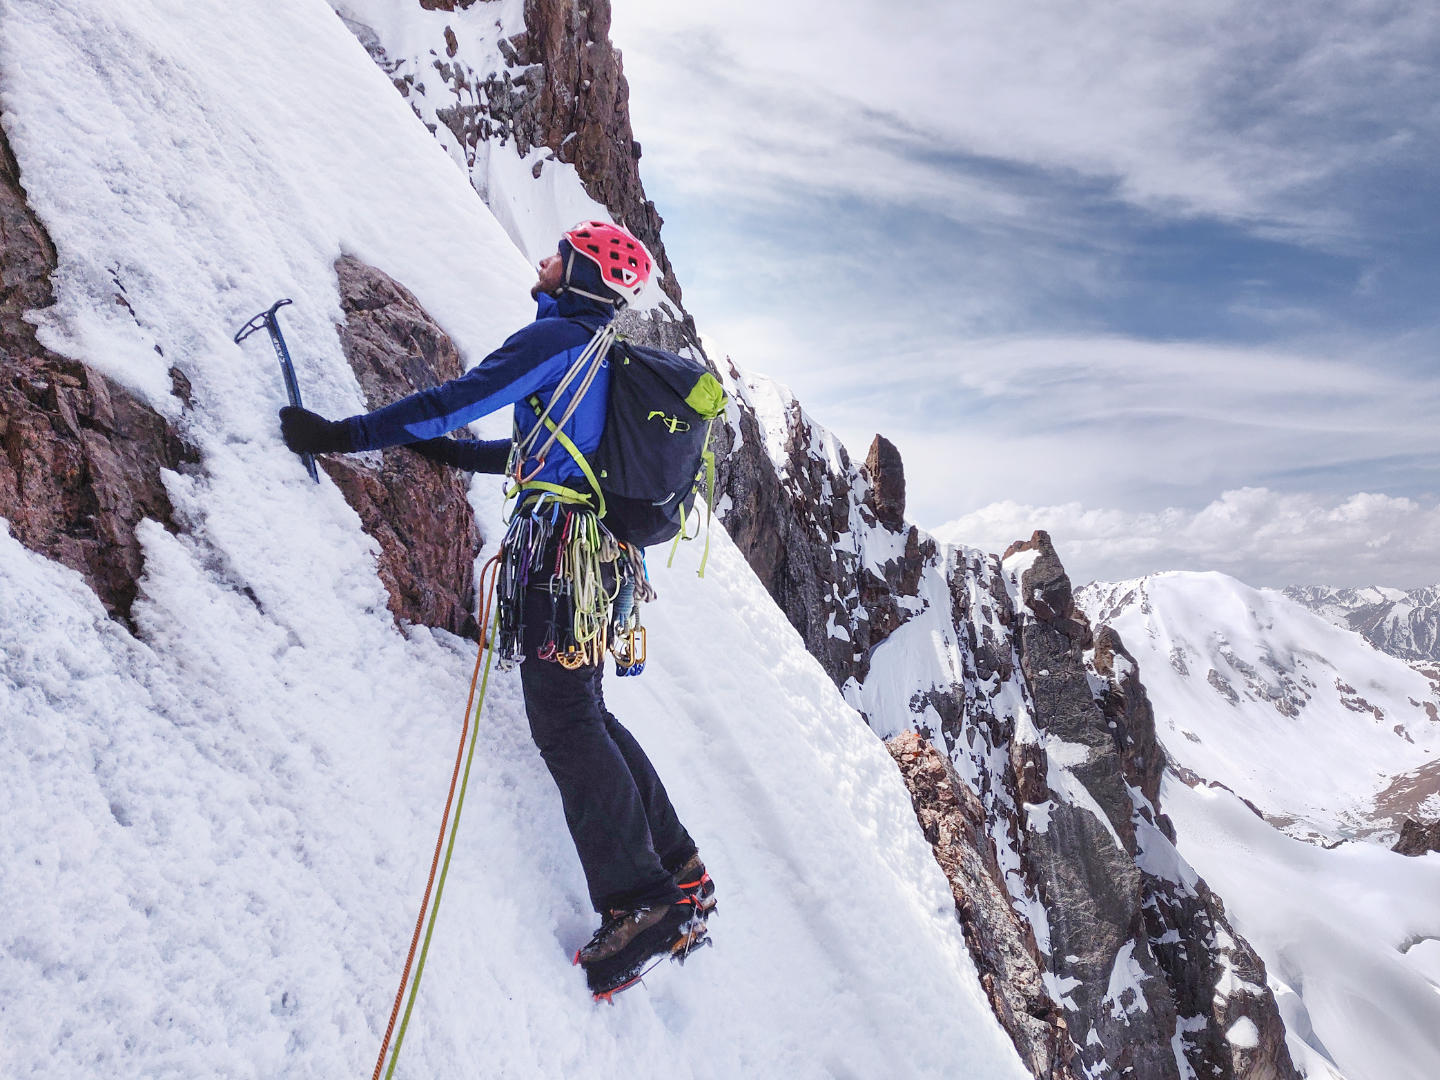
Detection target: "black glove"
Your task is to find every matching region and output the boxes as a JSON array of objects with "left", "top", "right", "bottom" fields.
[
  {"left": 279, "top": 406, "right": 356, "bottom": 454},
  {"left": 408, "top": 437, "right": 510, "bottom": 474}
]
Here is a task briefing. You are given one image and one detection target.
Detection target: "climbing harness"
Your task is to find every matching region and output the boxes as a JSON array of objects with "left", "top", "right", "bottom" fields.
[{"left": 489, "top": 490, "right": 654, "bottom": 674}]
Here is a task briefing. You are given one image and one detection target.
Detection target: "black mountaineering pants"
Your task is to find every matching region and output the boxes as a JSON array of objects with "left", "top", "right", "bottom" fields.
[{"left": 519, "top": 580, "right": 694, "bottom": 914}]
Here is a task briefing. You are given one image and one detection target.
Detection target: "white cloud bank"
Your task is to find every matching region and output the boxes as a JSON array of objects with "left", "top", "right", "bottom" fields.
[{"left": 935, "top": 488, "right": 1440, "bottom": 589}]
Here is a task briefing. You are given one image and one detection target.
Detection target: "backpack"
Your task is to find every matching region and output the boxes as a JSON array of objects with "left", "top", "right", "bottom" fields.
[
  {"left": 592, "top": 340, "right": 726, "bottom": 550},
  {"left": 518, "top": 335, "right": 727, "bottom": 554}
]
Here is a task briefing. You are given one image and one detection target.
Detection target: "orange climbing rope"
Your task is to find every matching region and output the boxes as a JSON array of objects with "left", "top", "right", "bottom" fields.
[{"left": 371, "top": 552, "right": 503, "bottom": 1080}]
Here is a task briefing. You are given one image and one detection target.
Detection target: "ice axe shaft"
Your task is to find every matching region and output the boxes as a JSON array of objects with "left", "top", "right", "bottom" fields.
[{"left": 234, "top": 298, "right": 320, "bottom": 484}]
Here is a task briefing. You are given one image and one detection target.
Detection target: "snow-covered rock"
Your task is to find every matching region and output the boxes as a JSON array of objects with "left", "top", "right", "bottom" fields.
[{"left": 1080, "top": 573, "right": 1440, "bottom": 841}]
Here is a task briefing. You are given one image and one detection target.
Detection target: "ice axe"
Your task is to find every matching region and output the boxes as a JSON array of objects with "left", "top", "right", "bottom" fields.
[{"left": 234, "top": 298, "right": 320, "bottom": 484}]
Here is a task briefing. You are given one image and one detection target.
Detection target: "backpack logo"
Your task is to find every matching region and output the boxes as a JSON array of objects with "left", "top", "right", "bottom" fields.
[{"left": 647, "top": 410, "right": 691, "bottom": 434}]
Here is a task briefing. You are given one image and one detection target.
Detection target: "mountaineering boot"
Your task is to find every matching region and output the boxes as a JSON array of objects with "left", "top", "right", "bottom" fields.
[
  {"left": 671, "top": 853, "right": 716, "bottom": 918},
  {"left": 577, "top": 899, "right": 703, "bottom": 998}
]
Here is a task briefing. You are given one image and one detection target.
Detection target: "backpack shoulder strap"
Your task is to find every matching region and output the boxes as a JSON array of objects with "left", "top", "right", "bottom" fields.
[{"left": 522, "top": 394, "right": 607, "bottom": 520}]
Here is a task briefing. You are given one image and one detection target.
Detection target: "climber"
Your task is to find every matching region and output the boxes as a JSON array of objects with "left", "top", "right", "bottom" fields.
[{"left": 277, "top": 221, "right": 714, "bottom": 996}]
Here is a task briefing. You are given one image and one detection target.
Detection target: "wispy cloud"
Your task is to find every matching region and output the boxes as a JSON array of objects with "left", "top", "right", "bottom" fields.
[
  {"left": 715, "top": 330, "right": 1440, "bottom": 545},
  {"left": 935, "top": 488, "right": 1440, "bottom": 588},
  {"left": 616, "top": 0, "right": 1440, "bottom": 236}
]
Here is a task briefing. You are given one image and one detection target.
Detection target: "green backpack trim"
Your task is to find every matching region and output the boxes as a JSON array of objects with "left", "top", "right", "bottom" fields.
[{"left": 684, "top": 372, "right": 726, "bottom": 420}]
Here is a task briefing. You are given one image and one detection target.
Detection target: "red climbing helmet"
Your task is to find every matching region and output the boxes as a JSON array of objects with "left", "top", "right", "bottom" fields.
[{"left": 561, "top": 220, "right": 654, "bottom": 305}]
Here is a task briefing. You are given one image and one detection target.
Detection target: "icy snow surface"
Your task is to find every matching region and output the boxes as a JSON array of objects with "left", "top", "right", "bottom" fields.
[{"left": 0, "top": 1, "right": 1030, "bottom": 1076}]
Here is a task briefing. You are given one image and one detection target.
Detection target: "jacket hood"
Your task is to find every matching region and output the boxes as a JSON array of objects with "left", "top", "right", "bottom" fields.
[{"left": 554, "top": 238, "right": 619, "bottom": 322}]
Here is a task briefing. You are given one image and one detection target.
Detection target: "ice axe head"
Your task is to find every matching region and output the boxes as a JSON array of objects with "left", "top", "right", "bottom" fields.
[{"left": 233, "top": 297, "right": 293, "bottom": 344}]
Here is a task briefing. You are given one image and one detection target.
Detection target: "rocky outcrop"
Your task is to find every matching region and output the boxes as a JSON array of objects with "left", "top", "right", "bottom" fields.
[
  {"left": 1, "top": 125, "right": 197, "bottom": 626},
  {"left": 888, "top": 732, "right": 1077, "bottom": 1080},
  {"left": 1006, "top": 532, "right": 1182, "bottom": 1077},
  {"left": 2, "top": 128, "right": 476, "bottom": 638},
  {"left": 504, "top": 0, "right": 679, "bottom": 300},
  {"left": 711, "top": 365, "right": 932, "bottom": 687},
  {"left": 339, "top": 0, "right": 684, "bottom": 312},
  {"left": 864, "top": 434, "right": 905, "bottom": 530},
  {"left": 323, "top": 255, "right": 481, "bottom": 638},
  {"left": 1088, "top": 604, "right": 1297, "bottom": 1080},
  {"left": 1393, "top": 817, "right": 1440, "bottom": 856},
  {"left": 1005, "top": 532, "right": 1299, "bottom": 1080}
]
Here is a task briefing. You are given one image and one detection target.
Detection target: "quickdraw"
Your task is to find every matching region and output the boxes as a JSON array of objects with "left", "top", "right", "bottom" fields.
[{"left": 608, "top": 545, "right": 650, "bottom": 676}]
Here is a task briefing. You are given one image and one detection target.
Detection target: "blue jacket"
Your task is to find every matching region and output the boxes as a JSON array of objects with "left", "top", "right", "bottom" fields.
[{"left": 341, "top": 290, "right": 615, "bottom": 491}]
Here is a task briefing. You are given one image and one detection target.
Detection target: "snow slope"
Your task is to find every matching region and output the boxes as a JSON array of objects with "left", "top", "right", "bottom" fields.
[
  {"left": 1079, "top": 573, "right": 1440, "bottom": 1080},
  {"left": 0, "top": 1, "right": 1029, "bottom": 1077},
  {"left": 1081, "top": 572, "right": 1440, "bottom": 840},
  {"left": 1164, "top": 780, "right": 1440, "bottom": 1080}
]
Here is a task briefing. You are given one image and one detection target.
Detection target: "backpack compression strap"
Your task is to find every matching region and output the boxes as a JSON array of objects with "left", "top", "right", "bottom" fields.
[{"left": 666, "top": 419, "right": 719, "bottom": 579}]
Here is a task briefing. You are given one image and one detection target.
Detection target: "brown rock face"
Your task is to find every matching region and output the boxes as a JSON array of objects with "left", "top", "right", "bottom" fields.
[
  {"left": 1393, "top": 817, "right": 1440, "bottom": 855},
  {"left": 505, "top": 0, "right": 678, "bottom": 304},
  {"left": 864, "top": 433, "right": 905, "bottom": 529},
  {"left": 323, "top": 255, "right": 482, "bottom": 638},
  {"left": 355, "top": 0, "right": 683, "bottom": 312},
  {"left": 2, "top": 125, "right": 197, "bottom": 625},
  {"left": 888, "top": 732, "right": 1077, "bottom": 1080}
]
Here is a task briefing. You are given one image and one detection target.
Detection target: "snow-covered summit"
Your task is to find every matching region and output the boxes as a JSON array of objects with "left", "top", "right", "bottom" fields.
[
  {"left": 1080, "top": 571, "right": 1440, "bottom": 840},
  {"left": 1079, "top": 571, "right": 1440, "bottom": 1080}
]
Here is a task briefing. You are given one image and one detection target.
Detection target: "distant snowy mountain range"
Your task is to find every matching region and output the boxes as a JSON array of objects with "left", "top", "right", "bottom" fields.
[{"left": 1284, "top": 584, "right": 1440, "bottom": 666}]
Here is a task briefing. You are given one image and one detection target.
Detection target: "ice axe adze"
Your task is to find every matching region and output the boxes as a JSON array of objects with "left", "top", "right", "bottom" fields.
[{"left": 234, "top": 298, "right": 320, "bottom": 484}]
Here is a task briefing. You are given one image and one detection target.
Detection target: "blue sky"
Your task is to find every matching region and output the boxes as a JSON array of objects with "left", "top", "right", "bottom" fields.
[{"left": 609, "top": 0, "right": 1440, "bottom": 586}]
